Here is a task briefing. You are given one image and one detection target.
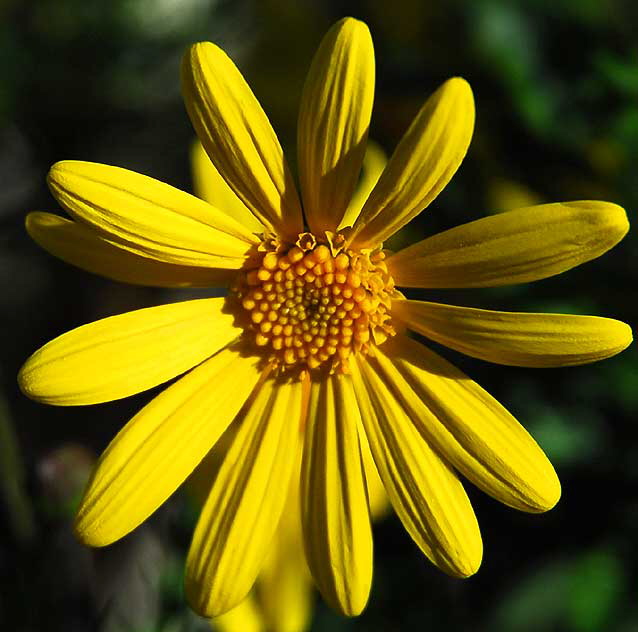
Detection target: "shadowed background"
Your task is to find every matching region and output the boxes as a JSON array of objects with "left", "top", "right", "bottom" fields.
[{"left": 1, "top": 0, "right": 637, "bottom": 630}]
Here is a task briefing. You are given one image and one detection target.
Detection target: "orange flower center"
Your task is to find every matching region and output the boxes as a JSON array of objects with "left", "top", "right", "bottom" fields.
[{"left": 230, "top": 232, "right": 397, "bottom": 373}]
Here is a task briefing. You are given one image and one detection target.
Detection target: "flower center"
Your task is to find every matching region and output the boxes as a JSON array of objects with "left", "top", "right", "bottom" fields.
[{"left": 229, "top": 232, "right": 397, "bottom": 373}]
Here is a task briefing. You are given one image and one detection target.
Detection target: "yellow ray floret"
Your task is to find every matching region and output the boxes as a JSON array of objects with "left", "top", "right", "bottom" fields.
[{"left": 19, "top": 298, "right": 241, "bottom": 406}]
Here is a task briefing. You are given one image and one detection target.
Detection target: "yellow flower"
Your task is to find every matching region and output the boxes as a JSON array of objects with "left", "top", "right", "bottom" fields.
[
  {"left": 190, "top": 141, "right": 390, "bottom": 632},
  {"left": 19, "top": 16, "right": 631, "bottom": 620}
]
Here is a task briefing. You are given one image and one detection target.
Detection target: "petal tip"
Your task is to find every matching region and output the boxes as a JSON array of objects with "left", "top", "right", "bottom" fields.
[
  {"left": 569, "top": 200, "right": 629, "bottom": 239},
  {"left": 47, "top": 159, "right": 82, "bottom": 182},
  {"left": 16, "top": 361, "right": 35, "bottom": 400},
  {"left": 336, "top": 15, "right": 371, "bottom": 35},
  {"left": 529, "top": 470, "right": 562, "bottom": 513},
  {"left": 603, "top": 202, "right": 629, "bottom": 237},
  {"left": 73, "top": 516, "right": 113, "bottom": 549},
  {"left": 447, "top": 540, "right": 483, "bottom": 579},
  {"left": 441, "top": 76, "right": 474, "bottom": 108},
  {"left": 607, "top": 320, "right": 633, "bottom": 358},
  {"left": 17, "top": 357, "right": 50, "bottom": 404},
  {"left": 184, "top": 576, "right": 229, "bottom": 619},
  {"left": 447, "top": 75, "right": 472, "bottom": 92}
]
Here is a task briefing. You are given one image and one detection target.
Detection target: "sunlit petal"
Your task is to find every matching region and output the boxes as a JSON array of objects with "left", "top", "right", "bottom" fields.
[
  {"left": 27, "top": 212, "right": 235, "bottom": 287},
  {"left": 393, "top": 299, "right": 632, "bottom": 367},
  {"left": 374, "top": 336, "right": 561, "bottom": 512},
  {"left": 19, "top": 298, "right": 240, "bottom": 406},
  {"left": 298, "top": 17, "right": 375, "bottom": 233},
  {"left": 350, "top": 77, "right": 474, "bottom": 247},
  {"left": 48, "top": 161, "right": 258, "bottom": 268},
  {"left": 186, "top": 376, "right": 303, "bottom": 616},
  {"left": 339, "top": 140, "right": 387, "bottom": 231},
  {"left": 301, "top": 373, "right": 373, "bottom": 615},
  {"left": 74, "top": 347, "right": 261, "bottom": 546},
  {"left": 389, "top": 201, "right": 629, "bottom": 288},
  {"left": 213, "top": 596, "right": 265, "bottom": 632},
  {"left": 190, "top": 140, "right": 264, "bottom": 233},
  {"left": 351, "top": 355, "right": 482, "bottom": 577},
  {"left": 258, "top": 458, "right": 312, "bottom": 632},
  {"left": 182, "top": 43, "right": 303, "bottom": 237}
]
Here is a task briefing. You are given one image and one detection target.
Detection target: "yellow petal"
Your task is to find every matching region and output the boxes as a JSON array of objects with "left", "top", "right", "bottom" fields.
[
  {"left": 389, "top": 201, "right": 629, "bottom": 288},
  {"left": 182, "top": 43, "right": 303, "bottom": 237},
  {"left": 186, "top": 376, "right": 303, "bottom": 617},
  {"left": 48, "top": 161, "right": 257, "bottom": 268},
  {"left": 339, "top": 139, "right": 388, "bottom": 230},
  {"left": 301, "top": 374, "right": 373, "bottom": 616},
  {"left": 373, "top": 336, "right": 561, "bottom": 513},
  {"left": 18, "top": 298, "right": 239, "bottom": 406},
  {"left": 359, "top": 427, "right": 390, "bottom": 521},
  {"left": 349, "top": 77, "right": 474, "bottom": 247},
  {"left": 258, "top": 459, "right": 313, "bottom": 632},
  {"left": 190, "top": 140, "right": 264, "bottom": 233},
  {"left": 297, "top": 17, "right": 375, "bottom": 233},
  {"left": 393, "top": 300, "right": 633, "bottom": 367},
  {"left": 213, "top": 595, "right": 265, "bottom": 632},
  {"left": 350, "top": 355, "right": 482, "bottom": 578},
  {"left": 27, "top": 212, "right": 236, "bottom": 287},
  {"left": 74, "top": 347, "right": 261, "bottom": 546}
]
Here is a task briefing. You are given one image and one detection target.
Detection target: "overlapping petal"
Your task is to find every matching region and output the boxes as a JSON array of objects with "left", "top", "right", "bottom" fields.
[
  {"left": 190, "top": 140, "right": 264, "bottom": 233},
  {"left": 350, "top": 355, "right": 482, "bottom": 577},
  {"left": 360, "top": 424, "right": 390, "bottom": 520},
  {"left": 214, "top": 596, "right": 264, "bottom": 632},
  {"left": 388, "top": 201, "right": 629, "bottom": 288},
  {"left": 182, "top": 42, "right": 303, "bottom": 237},
  {"left": 298, "top": 17, "right": 375, "bottom": 233},
  {"left": 18, "top": 298, "right": 240, "bottom": 406},
  {"left": 258, "top": 464, "right": 312, "bottom": 632},
  {"left": 340, "top": 140, "right": 387, "bottom": 231},
  {"left": 301, "top": 374, "right": 373, "bottom": 616},
  {"left": 186, "top": 375, "right": 303, "bottom": 616},
  {"left": 373, "top": 336, "right": 561, "bottom": 512},
  {"left": 26, "top": 212, "right": 236, "bottom": 287},
  {"left": 74, "top": 346, "right": 262, "bottom": 547},
  {"left": 48, "top": 161, "right": 258, "bottom": 268},
  {"left": 393, "top": 299, "right": 632, "bottom": 367},
  {"left": 349, "top": 77, "right": 474, "bottom": 247}
]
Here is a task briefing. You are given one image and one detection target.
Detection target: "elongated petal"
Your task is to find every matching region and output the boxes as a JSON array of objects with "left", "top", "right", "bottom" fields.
[
  {"left": 301, "top": 374, "right": 372, "bottom": 615},
  {"left": 190, "top": 140, "right": 264, "bottom": 233},
  {"left": 393, "top": 299, "right": 633, "bottom": 367},
  {"left": 350, "top": 355, "right": 482, "bottom": 577},
  {"left": 258, "top": 459, "right": 312, "bottom": 632},
  {"left": 359, "top": 427, "right": 390, "bottom": 520},
  {"left": 48, "top": 161, "right": 257, "bottom": 268},
  {"left": 18, "top": 298, "right": 239, "bottom": 406},
  {"left": 74, "top": 347, "right": 261, "bottom": 546},
  {"left": 182, "top": 43, "right": 303, "bottom": 237},
  {"left": 373, "top": 336, "right": 561, "bottom": 512},
  {"left": 389, "top": 201, "right": 629, "bottom": 288},
  {"left": 340, "top": 140, "right": 387, "bottom": 230},
  {"left": 298, "top": 18, "right": 375, "bottom": 233},
  {"left": 350, "top": 78, "right": 474, "bottom": 247},
  {"left": 186, "top": 376, "right": 303, "bottom": 616},
  {"left": 27, "top": 212, "right": 236, "bottom": 287}
]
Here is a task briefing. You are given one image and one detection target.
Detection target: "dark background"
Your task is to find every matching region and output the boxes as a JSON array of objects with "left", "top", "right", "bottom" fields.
[{"left": 1, "top": 0, "right": 637, "bottom": 630}]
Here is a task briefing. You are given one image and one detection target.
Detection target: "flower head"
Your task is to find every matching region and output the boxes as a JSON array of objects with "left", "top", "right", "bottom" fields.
[{"left": 19, "top": 17, "right": 632, "bottom": 619}]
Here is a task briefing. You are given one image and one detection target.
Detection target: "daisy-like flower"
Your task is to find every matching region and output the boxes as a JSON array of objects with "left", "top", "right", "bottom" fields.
[
  {"left": 189, "top": 140, "right": 390, "bottom": 632},
  {"left": 20, "top": 16, "right": 631, "bottom": 619}
]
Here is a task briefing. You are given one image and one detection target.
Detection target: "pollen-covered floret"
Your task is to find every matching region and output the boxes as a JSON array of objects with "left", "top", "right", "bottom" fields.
[{"left": 230, "top": 232, "right": 398, "bottom": 372}]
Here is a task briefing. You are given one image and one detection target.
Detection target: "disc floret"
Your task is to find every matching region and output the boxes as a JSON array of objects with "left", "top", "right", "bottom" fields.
[{"left": 230, "top": 232, "right": 397, "bottom": 373}]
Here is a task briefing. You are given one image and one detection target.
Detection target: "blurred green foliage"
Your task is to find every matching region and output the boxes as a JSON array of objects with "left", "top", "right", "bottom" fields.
[{"left": 1, "top": 0, "right": 637, "bottom": 630}]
